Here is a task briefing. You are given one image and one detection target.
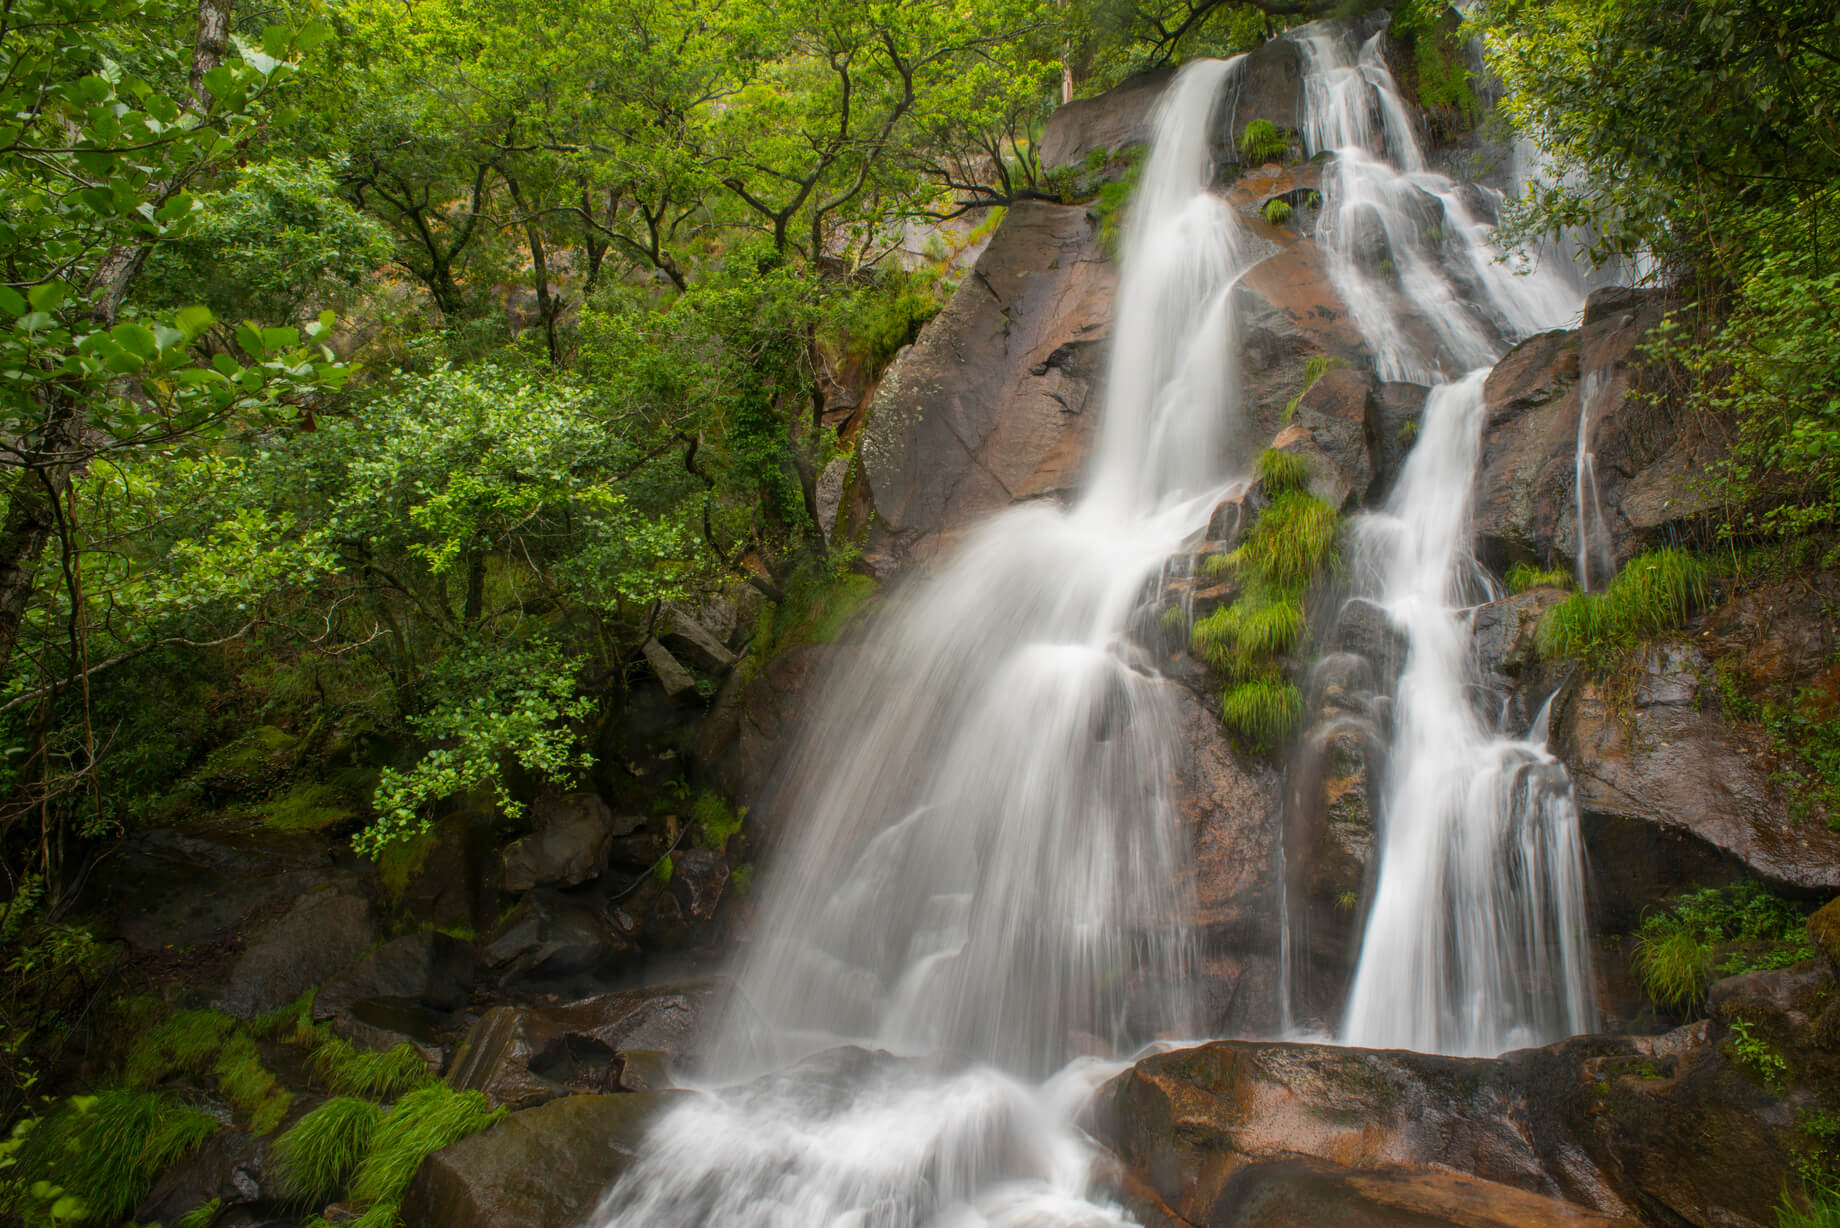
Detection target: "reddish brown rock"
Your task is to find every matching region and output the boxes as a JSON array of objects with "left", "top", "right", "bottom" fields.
[
  {"left": 1040, "top": 69, "right": 1172, "bottom": 171},
  {"left": 858, "top": 202, "right": 1113, "bottom": 567}
]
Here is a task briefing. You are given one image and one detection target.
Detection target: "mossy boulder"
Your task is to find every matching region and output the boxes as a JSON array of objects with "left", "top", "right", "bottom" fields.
[{"left": 1809, "top": 896, "right": 1840, "bottom": 974}]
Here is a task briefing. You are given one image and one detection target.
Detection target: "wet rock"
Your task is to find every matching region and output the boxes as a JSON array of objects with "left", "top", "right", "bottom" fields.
[
  {"left": 1040, "top": 69, "right": 1171, "bottom": 171},
  {"left": 216, "top": 884, "right": 375, "bottom": 1018},
  {"left": 668, "top": 848, "right": 729, "bottom": 922},
  {"left": 1212, "top": 35, "right": 1310, "bottom": 159},
  {"left": 641, "top": 637, "right": 697, "bottom": 699},
  {"left": 400, "top": 1090, "right": 694, "bottom": 1228},
  {"left": 482, "top": 891, "right": 635, "bottom": 984},
  {"left": 499, "top": 793, "right": 624, "bottom": 892},
  {"left": 1370, "top": 382, "right": 1427, "bottom": 503},
  {"left": 1474, "top": 286, "right": 1716, "bottom": 574},
  {"left": 137, "top": 1130, "right": 266, "bottom": 1223},
  {"left": 1282, "top": 718, "right": 1381, "bottom": 1022},
  {"left": 329, "top": 998, "right": 447, "bottom": 1069},
  {"left": 1182, "top": 1157, "right": 1637, "bottom": 1228},
  {"left": 387, "top": 805, "right": 503, "bottom": 934},
  {"left": 313, "top": 931, "right": 479, "bottom": 1019},
  {"left": 1809, "top": 897, "right": 1840, "bottom": 973},
  {"left": 1286, "top": 365, "right": 1379, "bottom": 509},
  {"left": 659, "top": 606, "right": 737, "bottom": 673},
  {"left": 87, "top": 826, "right": 332, "bottom": 951},
  {"left": 858, "top": 202, "right": 1112, "bottom": 567},
  {"left": 448, "top": 979, "right": 739, "bottom": 1108},
  {"left": 1235, "top": 242, "right": 1371, "bottom": 440},
  {"left": 1554, "top": 644, "right": 1840, "bottom": 921},
  {"left": 701, "top": 642, "right": 860, "bottom": 819}
]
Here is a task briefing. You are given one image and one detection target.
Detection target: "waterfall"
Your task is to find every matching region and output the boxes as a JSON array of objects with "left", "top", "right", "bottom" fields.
[
  {"left": 1574, "top": 369, "right": 1613, "bottom": 591},
  {"left": 1289, "top": 20, "right": 1597, "bottom": 1055},
  {"left": 592, "top": 59, "right": 1249, "bottom": 1228}
]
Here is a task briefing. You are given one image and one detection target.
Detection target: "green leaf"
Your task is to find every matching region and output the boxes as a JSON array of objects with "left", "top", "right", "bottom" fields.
[
  {"left": 174, "top": 306, "right": 215, "bottom": 338},
  {"left": 111, "top": 323, "right": 160, "bottom": 359},
  {"left": 0, "top": 287, "right": 24, "bottom": 317},
  {"left": 27, "top": 283, "right": 66, "bottom": 313}
]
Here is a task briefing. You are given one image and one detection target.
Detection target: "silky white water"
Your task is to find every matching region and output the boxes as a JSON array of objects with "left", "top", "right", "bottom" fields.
[
  {"left": 592, "top": 59, "right": 1248, "bottom": 1228},
  {"left": 1290, "top": 20, "right": 1598, "bottom": 1055},
  {"left": 1574, "top": 369, "right": 1614, "bottom": 592}
]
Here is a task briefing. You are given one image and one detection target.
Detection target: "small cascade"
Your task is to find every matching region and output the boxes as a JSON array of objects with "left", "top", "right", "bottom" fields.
[
  {"left": 1285, "top": 19, "right": 1598, "bottom": 1055},
  {"left": 593, "top": 59, "right": 1251, "bottom": 1228},
  {"left": 1573, "top": 369, "right": 1614, "bottom": 591}
]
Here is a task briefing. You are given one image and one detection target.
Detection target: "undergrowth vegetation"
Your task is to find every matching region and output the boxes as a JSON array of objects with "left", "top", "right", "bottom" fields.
[
  {"left": 1634, "top": 881, "right": 1814, "bottom": 1012},
  {"left": 1238, "top": 118, "right": 1287, "bottom": 164},
  {"left": 10, "top": 1091, "right": 216, "bottom": 1223},
  {"left": 1504, "top": 562, "right": 1572, "bottom": 593},
  {"left": 1536, "top": 548, "right": 1715, "bottom": 659}
]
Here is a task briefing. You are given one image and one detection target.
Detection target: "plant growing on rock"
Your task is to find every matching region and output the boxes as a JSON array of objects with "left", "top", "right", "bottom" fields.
[
  {"left": 1634, "top": 881, "right": 1813, "bottom": 1012},
  {"left": 1504, "top": 563, "right": 1573, "bottom": 593},
  {"left": 1285, "top": 355, "right": 1349, "bottom": 422},
  {"left": 271, "top": 1098, "right": 385, "bottom": 1206},
  {"left": 1263, "top": 198, "right": 1294, "bottom": 225},
  {"left": 1256, "top": 448, "right": 1311, "bottom": 496},
  {"left": 1536, "top": 547, "right": 1715, "bottom": 659},
  {"left": 10, "top": 1091, "right": 216, "bottom": 1223},
  {"left": 1238, "top": 119, "right": 1287, "bottom": 164}
]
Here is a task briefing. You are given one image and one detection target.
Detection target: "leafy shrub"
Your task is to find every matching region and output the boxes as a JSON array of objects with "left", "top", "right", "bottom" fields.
[
  {"left": 1504, "top": 562, "right": 1573, "bottom": 593},
  {"left": 1728, "top": 1018, "right": 1790, "bottom": 1087},
  {"left": 1238, "top": 119, "right": 1287, "bottom": 163},
  {"left": 1220, "top": 677, "right": 1304, "bottom": 750},
  {"left": 1255, "top": 448, "right": 1310, "bottom": 495},
  {"left": 271, "top": 1097, "right": 384, "bottom": 1206},
  {"left": 1634, "top": 881, "right": 1813, "bottom": 1011},
  {"left": 1262, "top": 198, "right": 1293, "bottom": 225},
  {"left": 1536, "top": 547, "right": 1715, "bottom": 658}
]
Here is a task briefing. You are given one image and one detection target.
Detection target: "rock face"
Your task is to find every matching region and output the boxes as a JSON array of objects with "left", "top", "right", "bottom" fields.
[
  {"left": 1474, "top": 287, "right": 1717, "bottom": 573},
  {"left": 447, "top": 978, "right": 738, "bottom": 1109},
  {"left": 313, "top": 931, "right": 479, "bottom": 1020},
  {"left": 215, "top": 884, "right": 375, "bottom": 1018},
  {"left": 1554, "top": 643, "right": 1840, "bottom": 916},
  {"left": 400, "top": 1090, "right": 692, "bottom": 1228},
  {"left": 1040, "top": 69, "right": 1172, "bottom": 170},
  {"left": 858, "top": 201, "right": 1113, "bottom": 567},
  {"left": 498, "top": 792, "right": 624, "bottom": 892},
  {"left": 1095, "top": 959, "right": 1835, "bottom": 1228}
]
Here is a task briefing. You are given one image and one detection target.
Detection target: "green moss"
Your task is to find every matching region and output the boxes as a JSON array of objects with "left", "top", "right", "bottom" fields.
[
  {"left": 310, "top": 1038, "right": 433, "bottom": 1100},
  {"left": 693, "top": 792, "right": 743, "bottom": 854},
  {"left": 1256, "top": 448, "right": 1311, "bottom": 495},
  {"left": 1504, "top": 562, "right": 1574, "bottom": 594},
  {"left": 1537, "top": 547, "right": 1716, "bottom": 658},
  {"left": 1220, "top": 677, "right": 1304, "bottom": 750},
  {"left": 1262, "top": 198, "right": 1293, "bottom": 225},
  {"left": 17, "top": 1091, "right": 217, "bottom": 1223},
  {"left": 271, "top": 1097, "right": 384, "bottom": 1207},
  {"left": 196, "top": 724, "right": 299, "bottom": 795},
  {"left": 375, "top": 824, "right": 441, "bottom": 906},
  {"left": 1093, "top": 147, "right": 1149, "bottom": 256},
  {"left": 255, "top": 781, "right": 357, "bottom": 833},
  {"left": 1238, "top": 119, "right": 1287, "bottom": 164},
  {"left": 653, "top": 852, "right": 674, "bottom": 886},
  {"left": 730, "top": 863, "right": 756, "bottom": 895},
  {"left": 126, "top": 1009, "right": 235, "bottom": 1088}
]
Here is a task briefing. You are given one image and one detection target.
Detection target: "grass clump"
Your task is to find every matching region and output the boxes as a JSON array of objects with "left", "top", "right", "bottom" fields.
[
  {"left": 176, "top": 1198, "right": 223, "bottom": 1228},
  {"left": 271, "top": 1097, "right": 384, "bottom": 1206},
  {"left": 1284, "top": 354, "right": 1349, "bottom": 422},
  {"left": 1256, "top": 448, "right": 1311, "bottom": 495},
  {"left": 17, "top": 1091, "right": 217, "bottom": 1222},
  {"left": 350, "top": 1086, "right": 503, "bottom": 1209},
  {"left": 1238, "top": 118, "right": 1287, "bottom": 164},
  {"left": 1778, "top": 1185, "right": 1840, "bottom": 1228},
  {"left": 1504, "top": 562, "right": 1574, "bottom": 593},
  {"left": 1193, "top": 585, "right": 1305, "bottom": 668},
  {"left": 1201, "top": 551, "right": 1234, "bottom": 581},
  {"left": 213, "top": 1032, "right": 292, "bottom": 1135},
  {"left": 1634, "top": 880, "right": 1813, "bottom": 1012},
  {"left": 1262, "top": 197, "right": 1293, "bottom": 225},
  {"left": 310, "top": 1037, "right": 433, "bottom": 1100},
  {"left": 1536, "top": 547, "right": 1715, "bottom": 658},
  {"left": 125, "top": 1009, "right": 235, "bottom": 1088},
  {"left": 1220, "top": 677, "right": 1304, "bottom": 750},
  {"left": 1228, "top": 490, "right": 1340, "bottom": 589}
]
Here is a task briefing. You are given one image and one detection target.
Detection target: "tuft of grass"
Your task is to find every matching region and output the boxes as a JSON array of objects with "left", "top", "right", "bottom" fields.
[
  {"left": 126, "top": 1009, "right": 235, "bottom": 1088},
  {"left": 1228, "top": 491, "right": 1340, "bottom": 589},
  {"left": 1504, "top": 562, "right": 1574, "bottom": 594},
  {"left": 1635, "top": 880, "right": 1814, "bottom": 1012},
  {"left": 310, "top": 1038, "right": 433, "bottom": 1100},
  {"left": 176, "top": 1198, "right": 223, "bottom": 1228},
  {"left": 17, "top": 1091, "right": 217, "bottom": 1223},
  {"left": 1537, "top": 547, "right": 1716, "bottom": 658},
  {"left": 1779, "top": 1183, "right": 1840, "bottom": 1227},
  {"left": 271, "top": 1097, "right": 384, "bottom": 1207},
  {"left": 1220, "top": 677, "right": 1304, "bottom": 750},
  {"left": 1238, "top": 118, "right": 1286, "bottom": 163},
  {"left": 350, "top": 1086, "right": 504, "bottom": 1208},
  {"left": 214, "top": 1032, "right": 291, "bottom": 1136},
  {"left": 249, "top": 991, "right": 316, "bottom": 1041},
  {"left": 1256, "top": 448, "right": 1311, "bottom": 495},
  {"left": 1201, "top": 552, "right": 1234, "bottom": 581},
  {"left": 1193, "top": 586, "right": 1305, "bottom": 668},
  {"left": 1262, "top": 197, "right": 1293, "bottom": 225},
  {"left": 1284, "top": 354, "right": 1349, "bottom": 422}
]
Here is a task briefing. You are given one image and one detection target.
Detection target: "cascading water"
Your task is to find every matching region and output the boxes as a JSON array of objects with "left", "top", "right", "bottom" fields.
[
  {"left": 592, "top": 59, "right": 1249, "bottom": 1228},
  {"left": 1289, "top": 19, "right": 1598, "bottom": 1055},
  {"left": 1574, "top": 369, "right": 1614, "bottom": 592}
]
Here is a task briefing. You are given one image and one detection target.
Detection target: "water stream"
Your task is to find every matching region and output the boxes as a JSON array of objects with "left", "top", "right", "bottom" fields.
[
  {"left": 593, "top": 59, "right": 1250, "bottom": 1228},
  {"left": 594, "top": 20, "right": 1606, "bottom": 1223},
  {"left": 1290, "top": 20, "right": 1596, "bottom": 1055}
]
